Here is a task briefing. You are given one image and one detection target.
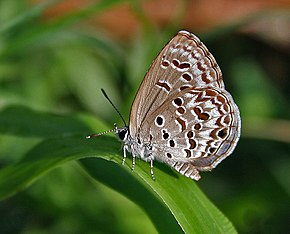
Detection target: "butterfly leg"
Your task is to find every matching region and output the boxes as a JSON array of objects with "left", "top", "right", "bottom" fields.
[
  {"left": 122, "top": 145, "right": 127, "bottom": 165},
  {"left": 150, "top": 160, "right": 156, "bottom": 181},
  {"left": 131, "top": 154, "right": 136, "bottom": 171}
]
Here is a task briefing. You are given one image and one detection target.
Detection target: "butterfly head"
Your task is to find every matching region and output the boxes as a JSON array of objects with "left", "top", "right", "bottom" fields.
[{"left": 114, "top": 125, "right": 129, "bottom": 141}]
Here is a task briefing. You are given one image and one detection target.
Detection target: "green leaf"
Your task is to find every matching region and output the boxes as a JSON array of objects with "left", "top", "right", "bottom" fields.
[
  {"left": 0, "top": 137, "right": 236, "bottom": 233},
  {"left": 0, "top": 105, "right": 90, "bottom": 137},
  {"left": 81, "top": 154, "right": 237, "bottom": 234}
]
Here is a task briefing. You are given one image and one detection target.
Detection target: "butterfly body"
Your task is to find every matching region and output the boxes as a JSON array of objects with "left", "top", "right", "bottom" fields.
[{"left": 120, "top": 128, "right": 154, "bottom": 163}]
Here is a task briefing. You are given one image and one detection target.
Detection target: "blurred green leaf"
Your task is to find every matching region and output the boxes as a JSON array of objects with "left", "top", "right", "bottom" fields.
[
  {"left": 0, "top": 106, "right": 237, "bottom": 233},
  {"left": 0, "top": 0, "right": 55, "bottom": 33},
  {"left": 230, "top": 58, "right": 280, "bottom": 118},
  {"left": 0, "top": 105, "right": 90, "bottom": 137},
  {"left": 0, "top": 0, "right": 126, "bottom": 57}
]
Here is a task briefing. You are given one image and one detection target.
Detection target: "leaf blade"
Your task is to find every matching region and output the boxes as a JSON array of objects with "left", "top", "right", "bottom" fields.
[{"left": 0, "top": 135, "right": 236, "bottom": 233}]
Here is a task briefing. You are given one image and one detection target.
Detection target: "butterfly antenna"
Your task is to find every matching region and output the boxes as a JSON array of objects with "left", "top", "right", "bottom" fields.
[
  {"left": 86, "top": 128, "right": 115, "bottom": 139},
  {"left": 101, "top": 89, "right": 127, "bottom": 126}
]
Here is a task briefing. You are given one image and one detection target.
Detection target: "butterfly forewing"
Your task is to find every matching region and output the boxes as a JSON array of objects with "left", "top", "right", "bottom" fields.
[{"left": 130, "top": 30, "right": 225, "bottom": 137}]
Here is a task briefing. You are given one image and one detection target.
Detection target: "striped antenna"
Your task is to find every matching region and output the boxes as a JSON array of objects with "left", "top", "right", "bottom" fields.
[
  {"left": 86, "top": 123, "right": 118, "bottom": 139},
  {"left": 86, "top": 128, "right": 115, "bottom": 139}
]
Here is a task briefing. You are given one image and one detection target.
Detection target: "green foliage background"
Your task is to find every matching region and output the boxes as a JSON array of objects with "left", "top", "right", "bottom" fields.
[{"left": 0, "top": 0, "right": 289, "bottom": 233}]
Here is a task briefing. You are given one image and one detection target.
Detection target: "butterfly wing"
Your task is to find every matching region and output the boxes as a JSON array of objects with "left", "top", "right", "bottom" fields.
[
  {"left": 128, "top": 30, "right": 241, "bottom": 180},
  {"left": 144, "top": 87, "right": 241, "bottom": 180},
  {"left": 129, "top": 30, "right": 225, "bottom": 138}
]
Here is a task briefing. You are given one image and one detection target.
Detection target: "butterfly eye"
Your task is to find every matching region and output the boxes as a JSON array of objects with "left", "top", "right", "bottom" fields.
[{"left": 117, "top": 128, "right": 128, "bottom": 141}]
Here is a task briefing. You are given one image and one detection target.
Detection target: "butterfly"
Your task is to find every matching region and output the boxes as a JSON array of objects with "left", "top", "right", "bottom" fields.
[{"left": 87, "top": 30, "right": 241, "bottom": 181}]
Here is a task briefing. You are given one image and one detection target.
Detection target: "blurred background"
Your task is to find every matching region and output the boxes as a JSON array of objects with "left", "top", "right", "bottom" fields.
[{"left": 0, "top": 0, "right": 289, "bottom": 233}]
